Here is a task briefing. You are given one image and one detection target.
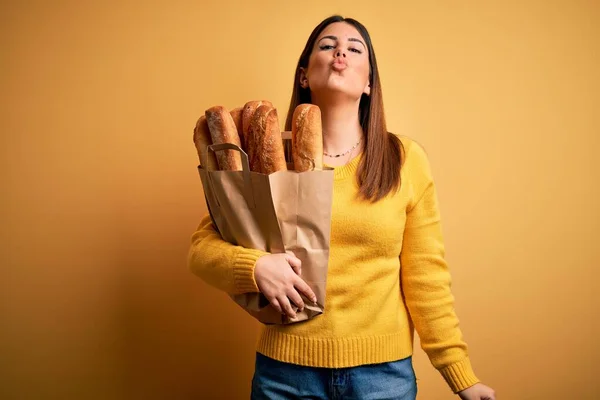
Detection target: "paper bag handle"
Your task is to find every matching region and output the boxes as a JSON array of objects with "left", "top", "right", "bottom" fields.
[{"left": 207, "top": 143, "right": 255, "bottom": 209}]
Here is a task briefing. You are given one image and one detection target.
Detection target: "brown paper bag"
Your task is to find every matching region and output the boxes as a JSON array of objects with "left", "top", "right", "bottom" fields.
[{"left": 197, "top": 141, "right": 334, "bottom": 325}]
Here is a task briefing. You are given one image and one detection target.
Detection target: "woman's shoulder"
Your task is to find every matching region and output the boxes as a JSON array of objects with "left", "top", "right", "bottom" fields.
[
  {"left": 386, "top": 133, "right": 435, "bottom": 191},
  {"left": 389, "top": 133, "right": 430, "bottom": 168}
]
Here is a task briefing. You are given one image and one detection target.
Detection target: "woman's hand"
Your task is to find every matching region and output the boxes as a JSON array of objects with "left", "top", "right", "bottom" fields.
[
  {"left": 458, "top": 383, "right": 496, "bottom": 400},
  {"left": 254, "top": 253, "right": 317, "bottom": 318}
]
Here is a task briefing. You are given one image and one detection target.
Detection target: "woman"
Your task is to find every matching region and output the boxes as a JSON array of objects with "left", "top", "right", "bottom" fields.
[{"left": 189, "top": 15, "right": 496, "bottom": 400}]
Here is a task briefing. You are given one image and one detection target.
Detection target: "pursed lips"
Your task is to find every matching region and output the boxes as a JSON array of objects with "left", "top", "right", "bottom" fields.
[{"left": 331, "top": 59, "right": 347, "bottom": 71}]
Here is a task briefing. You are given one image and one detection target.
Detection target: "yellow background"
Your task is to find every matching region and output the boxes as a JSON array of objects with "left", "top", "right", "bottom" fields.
[{"left": 2, "top": 1, "right": 598, "bottom": 399}]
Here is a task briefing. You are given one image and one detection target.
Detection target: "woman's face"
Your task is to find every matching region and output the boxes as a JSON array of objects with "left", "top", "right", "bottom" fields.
[{"left": 301, "top": 22, "right": 371, "bottom": 100}]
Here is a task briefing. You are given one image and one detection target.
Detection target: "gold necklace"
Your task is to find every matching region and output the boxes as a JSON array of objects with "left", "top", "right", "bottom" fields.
[{"left": 323, "top": 138, "right": 362, "bottom": 158}]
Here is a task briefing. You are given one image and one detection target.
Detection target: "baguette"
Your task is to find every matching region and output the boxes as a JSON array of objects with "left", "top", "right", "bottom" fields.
[
  {"left": 291, "top": 104, "right": 323, "bottom": 172},
  {"left": 247, "top": 105, "right": 286, "bottom": 174},
  {"left": 242, "top": 100, "right": 273, "bottom": 146},
  {"left": 193, "top": 115, "right": 219, "bottom": 170},
  {"left": 205, "top": 106, "right": 243, "bottom": 171},
  {"left": 230, "top": 107, "right": 244, "bottom": 148}
]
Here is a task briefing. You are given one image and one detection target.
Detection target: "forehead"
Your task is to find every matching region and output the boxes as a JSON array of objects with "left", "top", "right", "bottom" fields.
[{"left": 317, "top": 22, "right": 364, "bottom": 42}]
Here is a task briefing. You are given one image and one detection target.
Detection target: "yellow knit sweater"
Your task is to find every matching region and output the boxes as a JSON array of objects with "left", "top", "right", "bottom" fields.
[{"left": 188, "top": 136, "right": 480, "bottom": 393}]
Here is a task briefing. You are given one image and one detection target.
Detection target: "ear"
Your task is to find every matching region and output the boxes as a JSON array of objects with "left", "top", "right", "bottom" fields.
[
  {"left": 299, "top": 67, "right": 309, "bottom": 89},
  {"left": 363, "top": 80, "right": 371, "bottom": 96}
]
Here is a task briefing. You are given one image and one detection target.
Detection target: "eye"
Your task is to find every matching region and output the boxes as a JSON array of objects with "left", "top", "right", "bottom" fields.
[
  {"left": 349, "top": 47, "right": 362, "bottom": 54},
  {"left": 319, "top": 44, "right": 335, "bottom": 50}
]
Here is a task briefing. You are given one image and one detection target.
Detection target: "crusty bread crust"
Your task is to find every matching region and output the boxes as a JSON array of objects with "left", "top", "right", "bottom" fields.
[
  {"left": 230, "top": 107, "right": 244, "bottom": 148},
  {"left": 242, "top": 100, "right": 273, "bottom": 144},
  {"left": 205, "top": 106, "right": 243, "bottom": 171},
  {"left": 292, "top": 104, "right": 323, "bottom": 172},
  {"left": 247, "top": 105, "right": 286, "bottom": 174},
  {"left": 193, "top": 115, "right": 219, "bottom": 170}
]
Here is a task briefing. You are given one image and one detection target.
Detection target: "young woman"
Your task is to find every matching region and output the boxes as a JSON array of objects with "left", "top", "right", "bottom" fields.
[{"left": 189, "top": 15, "right": 496, "bottom": 400}]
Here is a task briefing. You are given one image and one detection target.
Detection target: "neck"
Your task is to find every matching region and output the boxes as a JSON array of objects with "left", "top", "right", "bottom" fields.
[{"left": 312, "top": 95, "right": 363, "bottom": 155}]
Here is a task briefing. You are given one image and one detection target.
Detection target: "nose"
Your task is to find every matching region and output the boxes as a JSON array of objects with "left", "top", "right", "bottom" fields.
[{"left": 336, "top": 49, "right": 346, "bottom": 58}]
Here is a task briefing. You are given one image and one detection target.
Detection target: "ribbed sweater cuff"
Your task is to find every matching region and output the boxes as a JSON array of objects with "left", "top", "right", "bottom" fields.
[
  {"left": 232, "top": 248, "right": 267, "bottom": 294},
  {"left": 439, "top": 357, "right": 480, "bottom": 393}
]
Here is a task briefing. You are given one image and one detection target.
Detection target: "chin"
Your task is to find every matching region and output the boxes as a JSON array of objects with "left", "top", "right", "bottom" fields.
[{"left": 312, "top": 82, "right": 363, "bottom": 102}]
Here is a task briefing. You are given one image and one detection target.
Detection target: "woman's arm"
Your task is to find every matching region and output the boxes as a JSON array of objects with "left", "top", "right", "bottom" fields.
[
  {"left": 400, "top": 140, "right": 480, "bottom": 393},
  {"left": 187, "top": 214, "right": 267, "bottom": 295}
]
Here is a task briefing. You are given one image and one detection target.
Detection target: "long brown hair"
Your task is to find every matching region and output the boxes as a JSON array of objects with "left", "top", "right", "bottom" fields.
[{"left": 285, "top": 15, "right": 403, "bottom": 202}]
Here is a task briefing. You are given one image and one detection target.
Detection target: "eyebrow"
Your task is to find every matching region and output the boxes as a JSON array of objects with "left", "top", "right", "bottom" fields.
[{"left": 318, "top": 35, "right": 366, "bottom": 49}]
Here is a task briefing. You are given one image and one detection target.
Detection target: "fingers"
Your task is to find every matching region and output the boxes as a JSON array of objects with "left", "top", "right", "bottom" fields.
[
  {"left": 285, "top": 254, "right": 302, "bottom": 275},
  {"left": 270, "top": 298, "right": 282, "bottom": 314},
  {"left": 268, "top": 293, "right": 299, "bottom": 319},
  {"left": 294, "top": 276, "right": 317, "bottom": 304},
  {"left": 286, "top": 289, "right": 305, "bottom": 312},
  {"left": 278, "top": 295, "right": 296, "bottom": 318},
  {"left": 259, "top": 253, "right": 317, "bottom": 319}
]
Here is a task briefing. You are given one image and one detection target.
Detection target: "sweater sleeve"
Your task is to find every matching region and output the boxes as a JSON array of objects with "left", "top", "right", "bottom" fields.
[
  {"left": 187, "top": 214, "right": 268, "bottom": 295},
  {"left": 399, "top": 141, "right": 480, "bottom": 393}
]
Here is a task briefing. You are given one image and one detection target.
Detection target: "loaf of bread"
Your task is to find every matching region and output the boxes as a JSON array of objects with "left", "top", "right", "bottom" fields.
[
  {"left": 230, "top": 107, "right": 244, "bottom": 148},
  {"left": 247, "top": 105, "right": 287, "bottom": 174},
  {"left": 205, "top": 106, "right": 243, "bottom": 171},
  {"left": 242, "top": 100, "right": 273, "bottom": 142},
  {"left": 193, "top": 115, "right": 219, "bottom": 170},
  {"left": 291, "top": 104, "right": 323, "bottom": 172}
]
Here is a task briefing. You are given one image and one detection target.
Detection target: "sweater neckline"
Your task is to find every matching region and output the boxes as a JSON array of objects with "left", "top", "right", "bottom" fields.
[{"left": 324, "top": 152, "right": 362, "bottom": 180}]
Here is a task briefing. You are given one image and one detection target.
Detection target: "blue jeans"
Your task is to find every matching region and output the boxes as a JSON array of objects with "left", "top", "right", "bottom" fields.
[{"left": 251, "top": 352, "right": 417, "bottom": 400}]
